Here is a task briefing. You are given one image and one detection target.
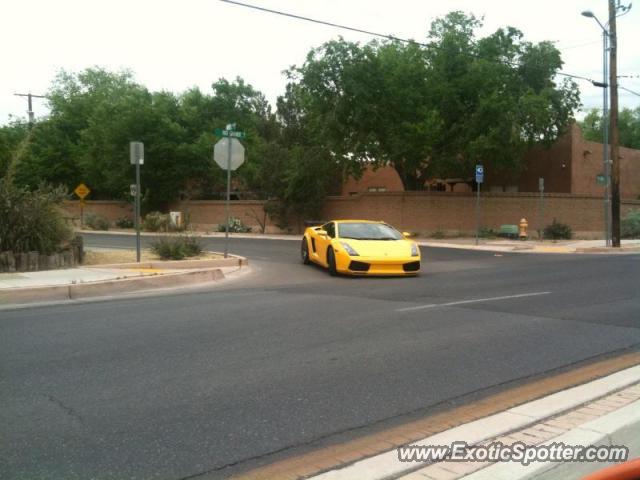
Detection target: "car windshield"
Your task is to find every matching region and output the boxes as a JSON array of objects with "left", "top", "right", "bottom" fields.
[{"left": 337, "top": 222, "right": 403, "bottom": 240}]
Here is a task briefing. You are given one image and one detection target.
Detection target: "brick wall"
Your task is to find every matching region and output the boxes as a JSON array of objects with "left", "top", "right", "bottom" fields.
[
  {"left": 324, "top": 192, "right": 639, "bottom": 236},
  {"left": 62, "top": 200, "right": 133, "bottom": 224},
  {"left": 66, "top": 194, "right": 640, "bottom": 237}
]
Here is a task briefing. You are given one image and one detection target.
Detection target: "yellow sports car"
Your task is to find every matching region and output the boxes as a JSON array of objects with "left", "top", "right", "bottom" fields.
[{"left": 301, "top": 220, "right": 421, "bottom": 276}]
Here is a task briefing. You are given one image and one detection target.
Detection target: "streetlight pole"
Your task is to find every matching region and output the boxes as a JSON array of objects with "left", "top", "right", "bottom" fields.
[
  {"left": 581, "top": 3, "right": 631, "bottom": 247},
  {"left": 608, "top": 0, "right": 621, "bottom": 248}
]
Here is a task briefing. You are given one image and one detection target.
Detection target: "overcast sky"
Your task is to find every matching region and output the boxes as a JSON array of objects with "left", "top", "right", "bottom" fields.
[{"left": 2, "top": 0, "right": 639, "bottom": 125}]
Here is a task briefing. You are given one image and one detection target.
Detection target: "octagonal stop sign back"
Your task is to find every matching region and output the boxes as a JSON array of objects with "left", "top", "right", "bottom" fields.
[{"left": 214, "top": 138, "right": 245, "bottom": 171}]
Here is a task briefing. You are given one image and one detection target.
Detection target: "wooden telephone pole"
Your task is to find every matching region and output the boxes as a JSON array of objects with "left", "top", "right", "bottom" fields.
[{"left": 608, "top": 0, "right": 621, "bottom": 247}]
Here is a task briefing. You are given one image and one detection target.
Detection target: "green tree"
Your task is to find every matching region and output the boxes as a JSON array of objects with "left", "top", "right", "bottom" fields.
[
  {"left": 580, "top": 107, "right": 640, "bottom": 150},
  {"left": 285, "top": 12, "right": 580, "bottom": 189}
]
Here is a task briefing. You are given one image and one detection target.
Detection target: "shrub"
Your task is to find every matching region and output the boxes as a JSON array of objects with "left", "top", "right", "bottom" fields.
[
  {"left": 217, "top": 216, "right": 251, "bottom": 233},
  {"left": 621, "top": 210, "right": 640, "bottom": 239},
  {"left": 479, "top": 227, "right": 498, "bottom": 239},
  {"left": 430, "top": 229, "right": 446, "bottom": 239},
  {"left": 150, "top": 235, "right": 203, "bottom": 260},
  {"left": 115, "top": 216, "right": 134, "bottom": 229},
  {"left": 84, "top": 213, "right": 110, "bottom": 231},
  {"left": 0, "top": 178, "right": 73, "bottom": 254},
  {"left": 543, "top": 219, "right": 572, "bottom": 240},
  {"left": 143, "top": 211, "right": 171, "bottom": 232}
]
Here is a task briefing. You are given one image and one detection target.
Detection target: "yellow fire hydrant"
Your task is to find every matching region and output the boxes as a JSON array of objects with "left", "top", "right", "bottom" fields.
[{"left": 519, "top": 218, "right": 529, "bottom": 240}]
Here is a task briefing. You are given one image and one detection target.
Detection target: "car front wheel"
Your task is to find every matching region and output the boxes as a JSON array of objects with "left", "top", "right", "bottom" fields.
[
  {"left": 301, "top": 238, "right": 311, "bottom": 265},
  {"left": 327, "top": 248, "right": 338, "bottom": 276}
]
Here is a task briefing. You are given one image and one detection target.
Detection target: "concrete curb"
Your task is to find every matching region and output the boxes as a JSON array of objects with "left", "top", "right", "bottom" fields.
[
  {"left": 464, "top": 400, "right": 640, "bottom": 480},
  {"left": 83, "top": 254, "right": 248, "bottom": 270},
  {"left": 309, "top": 365, "right": 640, "bottom": 480},
  {"left": 0, "top": 267, "right": 227, "bottom": 305},
  {"left": 78, "top": 229, "right": 300, "bottom": 241}
]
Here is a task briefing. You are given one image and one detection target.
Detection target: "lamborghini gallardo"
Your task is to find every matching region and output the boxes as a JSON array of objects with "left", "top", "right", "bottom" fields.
[{"left": 301, "top": 220, "right": 421, "bottom": 276}]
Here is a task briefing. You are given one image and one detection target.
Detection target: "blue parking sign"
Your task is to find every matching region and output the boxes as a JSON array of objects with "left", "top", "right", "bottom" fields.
[{"left": 475, "top": 165, "right": 484, "bottom": 184}]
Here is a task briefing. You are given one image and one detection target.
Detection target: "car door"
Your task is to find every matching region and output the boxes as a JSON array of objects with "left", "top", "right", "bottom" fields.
[{"left": 316, "top": 222, "right": 335, "bottom": 266}]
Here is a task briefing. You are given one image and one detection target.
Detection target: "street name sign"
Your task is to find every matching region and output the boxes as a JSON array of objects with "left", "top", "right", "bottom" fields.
[{"left": 214, "top": 128, "right": 246, "bottom": 139}]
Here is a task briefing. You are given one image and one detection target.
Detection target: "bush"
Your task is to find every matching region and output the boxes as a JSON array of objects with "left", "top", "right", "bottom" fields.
[
  {"left": 217, "top": 216, "right": 251, "bottom": 233},
  {"left": 0, "top": 178, "right": 73, "bottom": 254},
  {"left": 543, "top": 219, "right": 572, "bottom": 240},
  {"left": 84, "top": 213, "right": 110, "bottom": 231},
  {"left": 143, "top": 211, "right": 171, "bottom": 232},
  {"left": 479, "top": 227, "right": 498, "bottom": 238},
  {"left": 430, "top": 229, "right": 446, "bottom": 239},
  {"left": 115, "top": 216, "right": 134, "bottom": 229},
  {"left": 621, "top": 210, "right": 640, "bottom": 239},
  {"left": 150, "top": 235, "right": 203, "bottom": 260}
]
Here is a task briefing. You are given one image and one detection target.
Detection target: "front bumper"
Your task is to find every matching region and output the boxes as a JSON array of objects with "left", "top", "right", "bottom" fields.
[{"left": 335, "top": 253, "right": 421, "bottom": 276}]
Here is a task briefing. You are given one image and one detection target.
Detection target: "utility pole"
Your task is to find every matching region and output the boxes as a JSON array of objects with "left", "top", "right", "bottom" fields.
[
  {"left": 13, "top": 93, "right": 47, "bottom": 125},
  {"left": 608, "top": 0, "right": 621, "bottom": 247}
]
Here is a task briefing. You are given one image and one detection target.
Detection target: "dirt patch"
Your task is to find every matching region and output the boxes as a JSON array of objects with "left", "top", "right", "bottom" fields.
[{"left": 83, "top": 249, "right": 222, "bottom": 266}]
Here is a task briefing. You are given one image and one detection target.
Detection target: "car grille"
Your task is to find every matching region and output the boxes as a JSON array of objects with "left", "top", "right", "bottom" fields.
[
  {"left": 348, "top": 261, "right": 370, "bottom": 272},
  {"left": 403, "top": 261, "right": 421, "bottom": 272}
]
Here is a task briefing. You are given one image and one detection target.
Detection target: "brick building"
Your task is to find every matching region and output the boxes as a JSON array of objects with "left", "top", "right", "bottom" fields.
[{"left": 341, "top": 124, "right": 640, "bottom": 199}]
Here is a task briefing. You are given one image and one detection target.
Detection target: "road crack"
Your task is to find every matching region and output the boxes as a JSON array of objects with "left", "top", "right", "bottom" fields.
[{"left": 45, "top": 394, "right": 85, "bottom": 426}]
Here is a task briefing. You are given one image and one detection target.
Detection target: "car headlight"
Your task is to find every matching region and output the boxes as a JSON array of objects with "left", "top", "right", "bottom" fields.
[
  {"left": 411, "top": 243, "right": 419, "bottom": 257},
  {"left": 340, "top": 241, "right": 359, "bottom": 256}
]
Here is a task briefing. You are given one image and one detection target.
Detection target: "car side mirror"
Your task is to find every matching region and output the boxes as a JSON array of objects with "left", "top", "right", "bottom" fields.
[
  {"left": 402, "top": 231, "right": 413, "bottom": 238},
  {"left": 318, "top": 230, "right": 329, "bottom": 237}
]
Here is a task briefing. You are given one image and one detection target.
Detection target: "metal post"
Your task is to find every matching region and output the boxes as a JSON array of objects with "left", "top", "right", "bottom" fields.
[
  {"left": 224, "top": 137, "right": 231, "bottom": 258},
  {"left": 135, "top": 161, "right": 141, "bottom": 263},
  {"left": 602, "top": 30, "right": 611, "bottom": 247},
  {"left": 475, "top": 182, "right": 481, "bottom": 246},
  {"left": 538, "top": 179, "right": 545, "bottom": 239},
  {"left": 608, "top": 0, "right": 621, "bottom": 248}
]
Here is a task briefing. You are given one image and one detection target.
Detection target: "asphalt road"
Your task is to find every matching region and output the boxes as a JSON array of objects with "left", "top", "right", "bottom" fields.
[{"left": 1, "top": 233, "right": 639, "bottom": 479}]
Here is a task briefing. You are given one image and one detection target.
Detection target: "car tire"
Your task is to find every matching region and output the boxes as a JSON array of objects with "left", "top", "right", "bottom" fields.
[
  {"left": 327, "top": 248, "right": 338, "bottom": 276},
  {"left": 301, "top": 238, "right": 311, "bottom": 265}
]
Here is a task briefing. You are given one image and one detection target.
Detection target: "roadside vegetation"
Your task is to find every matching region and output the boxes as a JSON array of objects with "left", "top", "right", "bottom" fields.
[
  {"left": 150, "top": 235, "right": 203, "bottom": 260},
  {"left": 621, "top": 210, "right": 640, "bottom": 239},
  {"left": 0, "top": 176, "right": 73, "bottom": 254}
]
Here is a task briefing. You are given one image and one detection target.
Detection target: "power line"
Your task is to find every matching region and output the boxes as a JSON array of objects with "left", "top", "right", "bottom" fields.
[
  {"left": 217, "top": 0, "right": 617, "bottom": 89},
  {"left": 619, "top": 85, "right": 640, "bottom": 97},
  {"left": 218, "top": 0, "right": 426, "bottom": 46}
]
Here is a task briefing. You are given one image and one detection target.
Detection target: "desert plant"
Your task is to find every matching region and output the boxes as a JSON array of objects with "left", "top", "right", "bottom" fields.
[
  {"left": 84, "top": 213, "right": 110, "bottom": 231},
  {"left": 543, "top": 219, "right": 572, "bottom": 240},
  {"left": 150, "top": 235, "right": 203, "bottom": 260},
  {"left": 143, "top": 211, "right": 171, "bottom": 232},
  {"left": 0, "top": 178, "right": 73, "bottom": 254},
  {"left": 217, "top": 216, "right": 251, "bottom": 233},
  {"left": 115, "top": 216, "right": 134, "bottom": 229},
  {"left": 621, "top": 210, "right": 640, "bottom": 239}
]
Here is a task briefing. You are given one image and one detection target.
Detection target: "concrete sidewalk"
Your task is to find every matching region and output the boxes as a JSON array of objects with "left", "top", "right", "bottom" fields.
[
  {"left": 417, "top": 238, "right": 640, "bottom": 254},
  {"left": 0, "top": 251, "right": 248, "bottom": 306},
  {"left": 0, "top": 265, "right": 169, "bottom": 289}
]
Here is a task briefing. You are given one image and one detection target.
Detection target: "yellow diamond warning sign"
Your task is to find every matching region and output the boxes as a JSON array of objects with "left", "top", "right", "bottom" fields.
[{"left": 74, "top": 183, "right": 91, "bottom": 199}]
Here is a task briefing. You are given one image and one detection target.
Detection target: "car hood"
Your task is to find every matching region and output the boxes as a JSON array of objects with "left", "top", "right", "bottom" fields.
[{"left": 337, "top": 238, "right": 415, "bottom": 257}]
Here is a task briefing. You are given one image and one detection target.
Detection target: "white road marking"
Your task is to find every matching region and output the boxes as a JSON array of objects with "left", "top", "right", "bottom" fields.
[{"left": 396, "top": 291, "right": 552, "bottom": 312}]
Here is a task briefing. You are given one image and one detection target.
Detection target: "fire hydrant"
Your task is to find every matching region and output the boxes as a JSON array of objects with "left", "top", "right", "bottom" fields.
[{"left": 519, "top": 218, "right": 528, "bottom": 240}]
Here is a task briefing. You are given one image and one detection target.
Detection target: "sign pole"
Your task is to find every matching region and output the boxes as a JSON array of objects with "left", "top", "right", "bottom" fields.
[
  {"left": 538, "top": 178, "right": 545, "bottom": 239},
  {"left": 80, "top": 200, "right": 85, "bottom": 228},
  {"left": 475, "top": 183, "right": 481, "bottom": 246},
  {"left": 130, "top": 141, "right": 144, "bottom": 264},
  {"left": 135, "top": 160, "right": 141, "bottom": 263},
  {"left": 474, "top": 165, "right": 484, "bottom": 246},
  {"left": 224, "top": 129, "right": 232, "bottom": 258}
]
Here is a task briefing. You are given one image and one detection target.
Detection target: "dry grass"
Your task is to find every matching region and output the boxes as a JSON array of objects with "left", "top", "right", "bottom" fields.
[{"left": 83, "top": 249, "right": 222, "bottom": 266}]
